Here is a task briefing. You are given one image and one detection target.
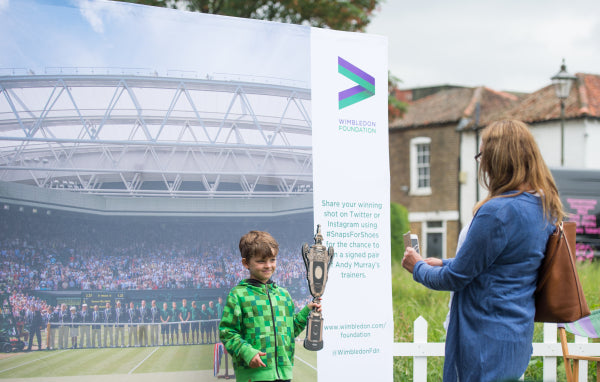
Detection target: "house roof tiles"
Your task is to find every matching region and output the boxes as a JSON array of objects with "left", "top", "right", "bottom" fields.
[
  {"left": 390, "top": 86, "right": 520, "bottom": 129},
  {"left": 390, "top": 73, "right": 600, "bottom": 130},
  {"left": 481, "top": 73, "right": 600, "bottom": 126}
]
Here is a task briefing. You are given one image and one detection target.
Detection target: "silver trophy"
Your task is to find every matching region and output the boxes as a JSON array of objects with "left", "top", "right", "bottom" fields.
[{"left": 302, "top": 224, "right": 334, "bottom": 351}]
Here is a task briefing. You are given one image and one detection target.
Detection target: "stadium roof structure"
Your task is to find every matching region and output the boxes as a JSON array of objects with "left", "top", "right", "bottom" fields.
[{"left": 0, "top": 69, "right": 312, "bottom": 200}]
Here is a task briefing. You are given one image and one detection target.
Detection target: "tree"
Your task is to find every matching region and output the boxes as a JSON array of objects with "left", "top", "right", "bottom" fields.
[
  {"left": 390, "top": 202, "right": 410, "bottom": 263},
  {"left": 388, "top": 71, "right": 408, "bottom": 123},
  {"left": 116, "top": 0, "right": 381, "bottom": 32}
]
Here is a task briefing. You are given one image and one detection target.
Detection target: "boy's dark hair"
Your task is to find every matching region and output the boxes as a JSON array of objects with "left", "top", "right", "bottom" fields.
[{"left": 239, "top": 230, "right": 279, "bottom": 261}]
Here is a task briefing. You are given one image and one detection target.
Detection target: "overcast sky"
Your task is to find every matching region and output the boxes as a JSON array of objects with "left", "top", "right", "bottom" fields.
[
  {"left": 2, "top": 0, "right": 599, "bottom": 94},
  {"left": 366, "top": 0, "right": 600, "bottom": 93}
]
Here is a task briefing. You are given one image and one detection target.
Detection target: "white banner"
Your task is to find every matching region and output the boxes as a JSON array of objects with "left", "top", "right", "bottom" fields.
[{"left": 311, "top": 28, "right": 392, "bottom": 382}]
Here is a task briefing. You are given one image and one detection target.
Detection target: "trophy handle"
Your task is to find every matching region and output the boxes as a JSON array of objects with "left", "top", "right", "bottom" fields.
[{"left": 302, "top": 243, "right": 310, "bottom": 269}]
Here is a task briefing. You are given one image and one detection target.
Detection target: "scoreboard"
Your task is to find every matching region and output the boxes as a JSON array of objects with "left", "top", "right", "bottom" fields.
[{"left": 81, "top": 291, "right": 126, "bottom": 306}]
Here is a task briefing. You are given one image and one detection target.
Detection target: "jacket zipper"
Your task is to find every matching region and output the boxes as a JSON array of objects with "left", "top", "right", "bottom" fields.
[{"left": 265, "top": 284, "right": 281, "bottom": 380}]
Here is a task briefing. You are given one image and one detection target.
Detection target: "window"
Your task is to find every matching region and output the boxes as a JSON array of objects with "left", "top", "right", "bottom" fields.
[
  {"left": 424, "top": 220, "right": 446, "bottom": 259},
  {"left": 410, "top": 137, "right": 431, "bottom": 195}
]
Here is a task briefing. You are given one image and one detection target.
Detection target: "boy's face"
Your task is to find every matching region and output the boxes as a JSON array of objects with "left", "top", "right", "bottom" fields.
[{"left": 243, "top": 255, "right": 277, "bottom": 283}]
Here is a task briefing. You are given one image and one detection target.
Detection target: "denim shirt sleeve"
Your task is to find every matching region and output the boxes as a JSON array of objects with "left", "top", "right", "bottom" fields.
[{"left": 413, "top": 211, "right": 508, "bottom": 291}]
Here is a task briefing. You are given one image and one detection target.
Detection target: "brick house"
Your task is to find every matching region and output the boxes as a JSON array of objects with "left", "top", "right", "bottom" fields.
[{"left": 389, "top": 86, "right": 521, "bottom": 259}]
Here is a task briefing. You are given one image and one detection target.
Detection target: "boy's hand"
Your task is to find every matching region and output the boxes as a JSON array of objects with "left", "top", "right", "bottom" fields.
[
  {"left": 249, "top": 352, "right": 266, "bottom": 368},
  {"left": 307, "top": 300, "right": 322, "bottom": 312}
]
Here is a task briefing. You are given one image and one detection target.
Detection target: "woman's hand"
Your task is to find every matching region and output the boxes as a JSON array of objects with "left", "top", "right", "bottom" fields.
[
  {"left": 402, "top": 247, "right": 424, "bottom": 274},
  {"left": 423, "top": 257, "right": 443, "bottom": 267}
]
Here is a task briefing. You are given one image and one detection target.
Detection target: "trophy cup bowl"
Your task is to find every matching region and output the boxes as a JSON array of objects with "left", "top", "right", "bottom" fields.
[{"left": 302, "top": 225, "right": 334, "bottom": 351}]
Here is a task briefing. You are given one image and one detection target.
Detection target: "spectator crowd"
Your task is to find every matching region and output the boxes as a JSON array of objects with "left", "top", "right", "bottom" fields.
[{"left": 1, "top": 215, "right": 309, "bottom": 293}]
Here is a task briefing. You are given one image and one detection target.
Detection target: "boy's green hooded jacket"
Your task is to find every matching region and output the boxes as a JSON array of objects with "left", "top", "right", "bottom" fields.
[{"left": 219, "top": 278, "right": 310, "bottom": 382}]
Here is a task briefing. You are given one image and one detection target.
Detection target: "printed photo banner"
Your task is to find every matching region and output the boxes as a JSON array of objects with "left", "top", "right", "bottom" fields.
[{"left": 0, "top": 1, "right": 392, "bottom": 381}]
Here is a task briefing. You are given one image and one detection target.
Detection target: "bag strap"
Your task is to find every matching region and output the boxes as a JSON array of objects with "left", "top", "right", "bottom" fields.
[
  {"left": 535, "top": 222, "right": 568, "bottom": 293},
  {"left": 560, "top": 221, "right": 588, "bottom": 318}
]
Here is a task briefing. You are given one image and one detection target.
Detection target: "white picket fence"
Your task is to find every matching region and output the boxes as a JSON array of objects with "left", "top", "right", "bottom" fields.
[{"left": 393, "top": 316, "right": 600, "bottom": 382}]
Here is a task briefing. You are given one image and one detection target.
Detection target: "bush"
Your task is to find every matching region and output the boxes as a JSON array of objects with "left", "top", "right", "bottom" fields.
[{"left": 390, "top": 203, "right": 410, "bottom": 263}]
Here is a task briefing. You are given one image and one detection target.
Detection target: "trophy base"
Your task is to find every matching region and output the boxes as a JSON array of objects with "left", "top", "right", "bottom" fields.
[
  {"left": 303, "top": 312, "right": 323, "bottom": 351},
  {"left": 303, "top": 338, "right": 323, "bottom": 351}
]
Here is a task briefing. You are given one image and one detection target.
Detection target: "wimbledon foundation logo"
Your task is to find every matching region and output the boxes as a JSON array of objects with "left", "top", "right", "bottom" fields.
[{"left": 338, "top": 57, "right": 375, "bottom": 109}]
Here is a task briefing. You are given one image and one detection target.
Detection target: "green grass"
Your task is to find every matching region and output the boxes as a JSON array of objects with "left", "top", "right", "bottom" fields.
[
  {"left": 392, "top": 261, "right": 447, "bottom": 382},
  {"left": 391, "top": 259, "right": 600, "bottom": 381},
  {"left": 0, "top": 342, "right": 317, "bottom": 380}
]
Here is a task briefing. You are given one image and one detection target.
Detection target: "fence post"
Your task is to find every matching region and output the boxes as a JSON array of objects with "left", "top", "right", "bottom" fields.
[
  {"left": 414, "top": 316, "right": 428, "bottom": 382},
  {"left": 575, "top": 334, "right": 588, "bottom": 382},
  {"left": 543, "top": 323, "right": 557, "bottom": 381}
]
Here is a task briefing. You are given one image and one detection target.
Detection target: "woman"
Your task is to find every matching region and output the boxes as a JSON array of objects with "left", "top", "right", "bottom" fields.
[{"left": 402, "top": 120, "right": 564, "bottom": 381}]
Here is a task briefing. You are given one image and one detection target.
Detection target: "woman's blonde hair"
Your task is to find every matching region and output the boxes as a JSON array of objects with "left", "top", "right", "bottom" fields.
[{"left": 474, "top": 119, "right": 564, "bottom": 223}]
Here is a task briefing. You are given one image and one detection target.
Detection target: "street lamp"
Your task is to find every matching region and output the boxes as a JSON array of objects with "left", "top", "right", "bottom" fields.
[{"left": 551, "top": 59, "right": 577, "bottom": 166}]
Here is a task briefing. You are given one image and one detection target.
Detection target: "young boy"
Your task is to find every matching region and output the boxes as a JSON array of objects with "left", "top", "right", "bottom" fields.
[{"left": 219, "top": 230, "right": 321, "bottom": 382}]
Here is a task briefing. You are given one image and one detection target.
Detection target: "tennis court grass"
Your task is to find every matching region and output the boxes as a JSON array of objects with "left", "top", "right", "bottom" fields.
[{"left": 0, "top": 343, "right": 317, "bottom": 381}]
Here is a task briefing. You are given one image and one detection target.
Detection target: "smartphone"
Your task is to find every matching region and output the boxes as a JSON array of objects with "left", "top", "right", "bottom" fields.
[{"left": 403, "top": 231, "right": 420, "bottom": 253}]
